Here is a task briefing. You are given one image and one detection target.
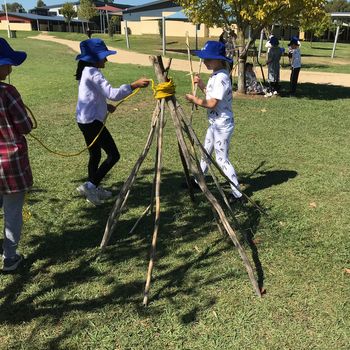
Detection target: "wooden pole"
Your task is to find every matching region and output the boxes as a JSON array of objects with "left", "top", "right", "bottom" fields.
[
  {"left": 143, "top": 99, "right": 166, "bottom": 306},
  {"left": 150, "top": 57, "right": 261, "bottom": 296},
  {"left": 100, "top": 102, "right": 161, "bottom": 248}
]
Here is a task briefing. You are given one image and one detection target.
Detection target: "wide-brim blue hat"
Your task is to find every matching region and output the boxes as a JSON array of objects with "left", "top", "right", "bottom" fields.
[
  {"left": 269, "top": 36, "right": 279, "bottom": 46},
  {"left": 0, "top": 38, "right": 27, "bottom": 66},
  {"left": 194, "top": 41, "right": 233, "bottom": 63},
  {"left": 76, "top": 38, "right": 116, "bottom": 63},
  {"left": 288, "top": 36, "right": 300, "bottom": 46}
]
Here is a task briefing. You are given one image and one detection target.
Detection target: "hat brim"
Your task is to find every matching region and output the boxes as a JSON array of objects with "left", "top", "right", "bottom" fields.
[
  {"left": 194, "top": 50, "right": 233, "bottom": 63},
  {"left": 0, "top": 51, "right": 27, "bottom": 66},
  {"left": 76, "top": 49, "right": 117, "bottom": 63}
]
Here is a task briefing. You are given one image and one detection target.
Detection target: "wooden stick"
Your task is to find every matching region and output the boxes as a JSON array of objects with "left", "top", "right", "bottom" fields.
[
  {"left": 143, "top": 98, "right": 166, "bottom": 306},
  {"left": 186, "top": 32, "right": 195, "bottom": 94},
  {"left": 128, "top": 204, "right": 151, "bottom": 235},
  {"left": 148, "top": 55, "right": 261, "bottom": 298},
  {"left": 100, "top": 102, "right": 161, "bottom": 249},
  {"left": 172, "top": 107, "right": 261, "bottom": 297}
]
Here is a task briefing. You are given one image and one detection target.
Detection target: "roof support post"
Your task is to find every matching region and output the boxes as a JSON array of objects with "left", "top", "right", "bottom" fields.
[{"left": 331, "top": 24, "right": 340, "bottom": 59}]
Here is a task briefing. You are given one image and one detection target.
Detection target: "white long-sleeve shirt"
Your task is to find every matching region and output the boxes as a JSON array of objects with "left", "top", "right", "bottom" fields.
[{"left": 76, "top": 67, "right": 133, "bottom": 124}]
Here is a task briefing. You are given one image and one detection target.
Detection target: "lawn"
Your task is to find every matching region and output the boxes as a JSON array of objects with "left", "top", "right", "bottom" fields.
[
  {"left": 6, "top": 29, "right": 347, "bottom": 74},
  {"left": 42, "top": 30, "right": 350, "bottom": 74},
  {"left": 0, "top": 36, "right": 349, "bottom": 349}
]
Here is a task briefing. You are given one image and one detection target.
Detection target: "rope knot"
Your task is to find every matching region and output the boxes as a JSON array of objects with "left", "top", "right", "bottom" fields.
[{"left": 152, "top": 78, "right": 176, "bottom": 99}]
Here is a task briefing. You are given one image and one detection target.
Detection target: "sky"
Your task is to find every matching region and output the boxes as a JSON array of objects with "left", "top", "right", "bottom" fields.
[{"left": 18, "top": 0, "right": 150, "bottom": 11}]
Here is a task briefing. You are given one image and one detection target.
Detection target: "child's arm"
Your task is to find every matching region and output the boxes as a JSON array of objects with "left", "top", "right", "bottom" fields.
[
  {"left": 7, "top": 87, "right": 32, "bottom": 135},
  {"left": 93, "top": 71, "right": 149, "bottom": 102},
  {"left": 185, "top": 94, "right": 219, "bottom": 109}
]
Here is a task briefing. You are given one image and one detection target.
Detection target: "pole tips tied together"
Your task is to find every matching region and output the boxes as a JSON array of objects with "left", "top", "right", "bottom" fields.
[{"left": 151, "top": 78, "right": 176, "bottom": 99}]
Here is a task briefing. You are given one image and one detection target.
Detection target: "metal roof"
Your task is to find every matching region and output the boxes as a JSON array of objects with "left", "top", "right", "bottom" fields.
[
  {"left": 122, "top": 0, "right": 177, "bottom": 14},
  {"left": 1, "top": 11, "right": 84, "bottom": 23}
]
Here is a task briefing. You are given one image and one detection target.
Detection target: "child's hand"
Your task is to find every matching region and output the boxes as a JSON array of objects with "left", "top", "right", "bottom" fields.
[
  {"left": 193, "top": 74, "right": 206, "bottom": 90},
  {"left": 131, "top": 78, "right": 150, "bottom": 90},
  {"left": 107, "top": 104, "right": 116, "bottom": 113},
  {"left": 185, "top": 94, "right": 195, "bottom": 103}
]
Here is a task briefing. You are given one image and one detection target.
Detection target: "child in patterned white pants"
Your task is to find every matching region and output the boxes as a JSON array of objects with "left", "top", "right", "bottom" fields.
[
  {"left": 200, "top": 122, "right": 242, "bottom": 198},
  {"left": 185, "top": 41, "right": 243, "bottom": 201}
]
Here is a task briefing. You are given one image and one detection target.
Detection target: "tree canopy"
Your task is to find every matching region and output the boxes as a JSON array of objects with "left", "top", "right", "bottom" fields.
[
  {"left": 2, "top": 2, "right": 26, "bottom": 13},
  {"left": 176, "top": 0, "right": 327, "bottom": 40},
  {"left": 36, "top": 0, "right": 46, "bottom": 7},
  {"left": 176, "top": 0, "right": 327, "bottom": 93},
  {"left": 61, "top": 2, "right": 77, "bottom": 32},
  {"left": 77, "top": 0, "right": 97, "bottom": 22}
]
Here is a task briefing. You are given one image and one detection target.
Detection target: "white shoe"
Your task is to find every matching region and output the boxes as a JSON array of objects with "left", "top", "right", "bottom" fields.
[
  {"left": 96, "top": 186, "right": 112, "bottom": 199},
  {"left": 76, "top": 183, "right": 102, "bottom": 205}
]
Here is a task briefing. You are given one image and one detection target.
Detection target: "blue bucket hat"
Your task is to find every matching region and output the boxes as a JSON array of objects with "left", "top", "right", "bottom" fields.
[
  {"left": 269, "top": 36, "right": 279, "bottom": 47},
  {"left": 76, "top": 38, "right": 116, "bottom": 63},
  {"left": 0, "top": 38, "right": 27, "bottom": 66},
  {"left": 194, "top": 41, "right": 233, "bottom": 63},
  {"left": 288, "top": 37, "right": 300, "bottom": 46}
]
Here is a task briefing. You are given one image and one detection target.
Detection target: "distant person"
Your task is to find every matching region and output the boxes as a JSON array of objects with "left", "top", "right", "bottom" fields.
[
  {"left": 266, "top": 36, "right": 282, "bottom": 93},
  {"left": 75, "top": 38, "right": 150, "bottom": 205},
  {"left": 0, "top": 38, "right": 33, "bottom": 271},
  {"left": 245, "top": 63, "right": 263, "bottom": 94},
  {"left": 86, "top": 28, "right": 92, "bottom": 39},
  {"left": 288, "top": 38, "right": 301, "bottom": 96}
]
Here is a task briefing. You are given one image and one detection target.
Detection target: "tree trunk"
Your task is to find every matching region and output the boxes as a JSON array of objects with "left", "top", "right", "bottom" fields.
[{"left": 236, "top": 28, "right": 247, "bottom": 94}]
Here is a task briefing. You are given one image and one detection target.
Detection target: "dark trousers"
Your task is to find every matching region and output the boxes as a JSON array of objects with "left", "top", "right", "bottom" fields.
[
  {"left": 78, "top": 120, "right": 120, "bottom": 186},
  {"left": 290, "top": 67, "right": 300, "bottom": 94}
]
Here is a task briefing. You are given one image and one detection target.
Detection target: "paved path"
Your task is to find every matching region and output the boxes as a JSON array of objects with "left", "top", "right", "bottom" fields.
[{"left": 30, "top": 34, "right": 350, "bottom": 87}]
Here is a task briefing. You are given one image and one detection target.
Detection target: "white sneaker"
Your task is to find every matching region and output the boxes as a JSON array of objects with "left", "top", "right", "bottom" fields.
[
  {"left": 76, "top": 183, "right": 102, "bottom": 205},
  {"left": 96, "top": 186, "right": 112, "bottom": 199}
]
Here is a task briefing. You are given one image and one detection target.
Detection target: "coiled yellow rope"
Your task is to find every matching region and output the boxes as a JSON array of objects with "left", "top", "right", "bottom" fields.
[
  {"left": 23, "top": 79, "right": 176, "bottom": 221},
  {"left": 26, "top": 87, "right": 141, "bottom": 157},
  {"left": 26, "top": 79, "right": 176, "bottom": 157},
  {"left": 151, "top": 78, "right": 176, "bottom": 99}
]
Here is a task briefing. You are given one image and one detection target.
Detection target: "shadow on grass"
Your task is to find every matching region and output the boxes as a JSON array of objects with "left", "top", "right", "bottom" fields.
[
  {"left": 278, "top": 81, "right": 350, "bottom": 100},
  {"left": 0, "top": 162, "right": 287, "bottom": 343}
]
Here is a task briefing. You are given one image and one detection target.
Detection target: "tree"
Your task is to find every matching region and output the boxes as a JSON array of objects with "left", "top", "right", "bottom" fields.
[
  {"left": 61, "top": 2, "right": 77, "bottom": 32},
  {"left": 108, "top": 16, "right": 120, "bottom": 37},
  {"left": 325, "top": 0, "right": 350, "bottom": 12},
  {"left": 176, "top": 0, "right": 327, "bottom": 93},
  {"left": 301, "top": 13, "right": 332, "bottom": 45},
  {"left": 2, "top": 2, "right": 25, "bottom": 13},
  {"left": 77, "top": 0, "right": 98, "bottom": 32},
  {"left": 36, "top": 0, "right": 46, "bottom": 7}
]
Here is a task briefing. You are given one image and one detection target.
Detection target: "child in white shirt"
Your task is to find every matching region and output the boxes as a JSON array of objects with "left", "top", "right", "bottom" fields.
[
  {"left": 185, "top": 41, "right": 244, "bottom": 203},
  {"left": 75, "top": 38, "right": 149, "bottom": 205}
]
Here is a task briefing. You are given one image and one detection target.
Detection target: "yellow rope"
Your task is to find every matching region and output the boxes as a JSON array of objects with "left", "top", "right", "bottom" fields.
[
  {"left": 26, "top": 88, "right": 140, "bottom": 157},
  {"left": 151, "top": 78, "right": 176, "bottom": 99},
  {"left": 26, "top": 79, "right": 176, "bottom": 158}
]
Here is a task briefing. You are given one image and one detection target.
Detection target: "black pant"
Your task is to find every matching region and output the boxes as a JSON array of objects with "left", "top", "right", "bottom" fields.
[
  {"left": 78, "top": 120, "right": 120, "bottom": 186},
  {"left": 290, "top": 67, "right": 300, "bottom": 94}
]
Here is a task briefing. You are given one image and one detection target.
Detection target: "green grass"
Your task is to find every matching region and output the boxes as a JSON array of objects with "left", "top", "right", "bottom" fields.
[{"left": 0, "top": 36, "right": 349, "bottom": 350}]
